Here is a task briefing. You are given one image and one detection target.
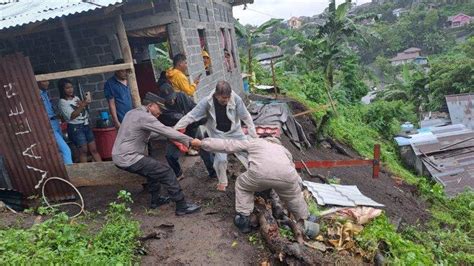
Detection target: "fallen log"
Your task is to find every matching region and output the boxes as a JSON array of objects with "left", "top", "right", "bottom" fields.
[
  {"left": 255, "top": 197, "right": 329, "bottom": 265},
  {"left": 269, "top": 190, "right": 305, "bottom": 245}
]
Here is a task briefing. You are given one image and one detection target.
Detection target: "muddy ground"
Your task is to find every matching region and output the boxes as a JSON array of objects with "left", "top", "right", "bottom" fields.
[{"left": 0, "top": 98, "right": 431, "bottom": 265}]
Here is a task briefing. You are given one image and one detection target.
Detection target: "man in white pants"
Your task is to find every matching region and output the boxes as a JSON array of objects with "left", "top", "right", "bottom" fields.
[{"left": 174, "top": 80, "right": 257, "bottom": 191}]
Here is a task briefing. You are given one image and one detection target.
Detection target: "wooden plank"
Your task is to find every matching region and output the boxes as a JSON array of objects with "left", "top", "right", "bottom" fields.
[
  {"left": 34, "top": 62, "right": 133, "bottom": 81},
  {"left": 124, "top": 11, "right": 177, "bottom": 32},
  {"left": 66, "top": 161, "right": 145, "bottom": 187},
  {"left": 294, "top": 159, "right": 373, "bottom": 169},
  {"left": 115, "top": 15, "right": 141, "bottom": 107}
]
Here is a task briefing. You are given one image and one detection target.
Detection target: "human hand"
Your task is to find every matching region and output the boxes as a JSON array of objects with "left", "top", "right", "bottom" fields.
[
  {"left": 77, "top": 99, "right": 89, "bottom": 108},
  {"left": 193, "top": 74, "right": 202, "bottom": 84},
  {"left": 191, "top": 139, "right": 201, "bottom": 149},
  {"left": 114, "top": 121, "right": 121, "bottom": 130}
]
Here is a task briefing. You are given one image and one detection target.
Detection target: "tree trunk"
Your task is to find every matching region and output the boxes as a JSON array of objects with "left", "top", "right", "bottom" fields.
[{"left": 255, "top": 196, "right": 330, "bottom": 265}]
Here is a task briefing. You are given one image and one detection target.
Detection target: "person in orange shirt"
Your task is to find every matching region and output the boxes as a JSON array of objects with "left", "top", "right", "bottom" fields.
[{"left": 166, "top": 54, "right": 201, "bottom": 97}]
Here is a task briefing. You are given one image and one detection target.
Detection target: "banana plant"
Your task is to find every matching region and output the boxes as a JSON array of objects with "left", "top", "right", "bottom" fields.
[{"left": 235, "top": 18, "right": 283, "bottom": 86}]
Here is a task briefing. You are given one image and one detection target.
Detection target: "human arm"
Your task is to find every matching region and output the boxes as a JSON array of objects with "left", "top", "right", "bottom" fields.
[
  {"left": 104, "top": 82, "right": 120, "bottom": 129},
  {"left": 200, "top": 138, "right": 250, "bottom": 153},
  {"left": 108, "top": 98, "right": 120, "bottom": 129},
  {"left": 235, "top": 95, "right": 257, "bottom": 138},
  {"left": 175, "top": 72, "right": 197, "bottom": 96},
  {"left": 59, "top": 98, "right": 87, "bottom": 121},
  {"left": 174, "top": 97, "right": 208, "bottom": 130},
  {"left": 142, "top": 116, "right": 193, "bottom": 146}
]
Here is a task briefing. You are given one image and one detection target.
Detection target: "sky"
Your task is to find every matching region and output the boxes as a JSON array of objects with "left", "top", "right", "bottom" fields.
[{"left": 233, "top": 0, "right": 372, "bottom": 26}]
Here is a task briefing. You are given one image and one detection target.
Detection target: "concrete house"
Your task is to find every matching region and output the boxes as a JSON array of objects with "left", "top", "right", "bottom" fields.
[
  {"left": 0, "top": 0, "right": 252, "bottom": 124},
  {"left": 447, "top": 13, "right": 472, "bottom": 28},
  {"left": 287, "top": 17, "right": 303, "bottom": 29},
  {"left": 389, "top": 47, "right": 427, "bottom": 66}
]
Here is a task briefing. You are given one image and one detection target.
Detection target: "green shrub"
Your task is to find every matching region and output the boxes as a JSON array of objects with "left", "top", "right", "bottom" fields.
[
  {"left": 363, "top": 100, "right": 417, "bottom": 139},
  {"left": 0, "top": 190, "right": 140, "bottom": 264}
]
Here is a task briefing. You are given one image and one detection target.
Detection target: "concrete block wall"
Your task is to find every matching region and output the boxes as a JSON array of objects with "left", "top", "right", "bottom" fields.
[
  {"left": 171, "top": 0, "right": 244, "bottom": 100},
  {"left": 0, "top": 0, "right": 244, "bottom": 126},
  {"left": 0, "top": 19, "right": 116, "bottom": 125}
]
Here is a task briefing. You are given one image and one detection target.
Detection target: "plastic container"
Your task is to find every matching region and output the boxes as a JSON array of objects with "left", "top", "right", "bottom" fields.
[
  {"left": 401, "top": 122, "right": 414, "bottom": 133},
  {"left": 92, "top": 127, "right": 117, "bottom": 160}
]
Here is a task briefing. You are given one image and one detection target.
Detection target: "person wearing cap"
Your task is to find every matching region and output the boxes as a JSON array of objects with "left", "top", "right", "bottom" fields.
[
  {"left": 202, "top": 50, "right": 211, "bottom": 75},
  {"left": 156, "top": 82, "right": 216, "bottom": 179},
  {"left": 112, "top": 97, "right": 201, "bottom": 215},
  {"left": 166, "top": 53, "right": 200, "bottom": 97},
  {"left": 193, "top": 135, "right": 318, "bottom": 237},
  {"left": 174, "top": 80, "right": 257, "bottom": 191}
]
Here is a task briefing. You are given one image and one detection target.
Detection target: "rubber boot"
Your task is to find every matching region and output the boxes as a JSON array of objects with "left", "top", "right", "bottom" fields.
[
  {"left": 234, "top": 213, "right": 251, "bottom": 234},
  {"left": 175, "top": 199, "right": 201, "bottom": 216},
  {"left": 303, "top": 220, "right": 320, "bottom": 239}
]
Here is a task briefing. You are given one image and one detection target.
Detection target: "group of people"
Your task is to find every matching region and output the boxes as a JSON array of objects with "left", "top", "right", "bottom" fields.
[
  {"left": 111, "top": 54, "right": 317, "bottom": 235},
  {"left": 37, "top": 52, "right": 316, "bottom": 235}
]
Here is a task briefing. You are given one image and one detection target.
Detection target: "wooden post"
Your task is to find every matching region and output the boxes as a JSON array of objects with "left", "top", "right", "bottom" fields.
[
  {"left": 373, "top": 144, "right": 381, "bottom": 178},
  {"left": 115, "top": 15, "right": 141, "bottom": 107},
  {"left": 270, "top": 58, "right": 277, "bottom": 99}
]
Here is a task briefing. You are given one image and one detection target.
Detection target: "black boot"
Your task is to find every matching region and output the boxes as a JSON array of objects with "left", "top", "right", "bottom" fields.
[
  {"left": 234, "top": 213, "right": 251, "bottom": 234},
  {"left": 150, "top": 193, "right": 171, "bottom": 209},
  {"left": 175, "top": 199, "right": 201, "bottom": 216}
]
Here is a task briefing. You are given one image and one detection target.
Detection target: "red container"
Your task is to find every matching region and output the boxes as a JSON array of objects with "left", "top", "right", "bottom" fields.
[{"left": 92, "top": 127, "right": 117, "bottom": 160}]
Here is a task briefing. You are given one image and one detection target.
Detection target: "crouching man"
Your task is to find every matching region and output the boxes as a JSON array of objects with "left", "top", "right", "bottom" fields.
[
  {"left": 112, "top": 99, "right": 201, "bottom": 216},
  {"left": 194, "top": 135, "right": 318, "bottom": 236}
]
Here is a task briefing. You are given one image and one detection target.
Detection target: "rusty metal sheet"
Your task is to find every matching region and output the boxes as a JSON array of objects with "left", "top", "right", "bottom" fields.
[
  {"left": 421, "top": 147, "right": 474, "bottom": 197},
  {"left": 446, "top": 93, "right": 474, "bottom": 130},
  {"left": 0, "top": 53, "right": 73, "bottom": 201}
]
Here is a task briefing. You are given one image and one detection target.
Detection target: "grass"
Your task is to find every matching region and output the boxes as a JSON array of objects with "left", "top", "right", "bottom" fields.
[
  {"left": 0, "top": 190, "right": 141, "bottom": 265},
  {"left": 327, "top": 106, "right": 474, "bottom": 265},
  {"left": 282, "top": 85, "right": 474, "bottom": 264}
]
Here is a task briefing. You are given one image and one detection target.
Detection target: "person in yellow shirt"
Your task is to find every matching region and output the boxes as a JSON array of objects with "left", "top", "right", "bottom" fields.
[
  {"left": 202, "top": 50, "right": 211, "bottom": 75},
  {"left": 166, "top": 53, "right": 201, "bottom": 97}
]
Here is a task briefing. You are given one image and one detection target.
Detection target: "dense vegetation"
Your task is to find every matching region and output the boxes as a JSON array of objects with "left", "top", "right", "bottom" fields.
[
  {"left": 0, "top": 191, "right": 140, "bottom": 264},
  {"left": 239, "top": 0, "right": 473, "bottom": 264}
]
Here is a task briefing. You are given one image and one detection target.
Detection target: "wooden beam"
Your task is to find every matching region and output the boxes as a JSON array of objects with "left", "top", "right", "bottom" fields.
[
  {"left": 124, "top": 11, "right": 177, "bottom": 32},
  {"left": 115, "top": 15, "right": 141, "bottom": 107},
  {"left": 66, "top": 161, "right": 145, "bottom": 187},
  {"left": 34, "top": 62, "right": 133, "bottom": 81}
]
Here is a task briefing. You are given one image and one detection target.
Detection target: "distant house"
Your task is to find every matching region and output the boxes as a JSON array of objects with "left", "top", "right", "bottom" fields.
[
  {"left": 447, "top": 13, "right": 472, "bottom": 28},
  {"left": 287, "top": 17, "right": 303, "bottom": 29},
  {"left": 392, "top": 8, "right": 408, "bottom": 17},
  {"left": 390, "top": 47, "right": 428, "bottom": 66}
]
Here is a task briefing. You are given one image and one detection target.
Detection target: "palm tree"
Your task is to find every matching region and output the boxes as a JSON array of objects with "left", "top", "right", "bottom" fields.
[{"left": 235, "top": 18, "right": 283, "bottom": 86}]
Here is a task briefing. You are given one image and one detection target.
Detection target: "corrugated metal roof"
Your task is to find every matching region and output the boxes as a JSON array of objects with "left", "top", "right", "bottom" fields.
[
  {"left": 446, "top": 93, "right": 474, "bottom": 130},
  {"left": 303, "top": 182, "right": 384, "bottom": 207},
  {"left": 0, "top": 0, "right": 123, "bottom": 31},
  {"left": 421, "top": 147, "right": 474, "bottom": 197}
]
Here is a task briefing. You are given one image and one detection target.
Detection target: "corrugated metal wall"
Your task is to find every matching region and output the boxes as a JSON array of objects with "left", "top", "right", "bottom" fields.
[{"left": 0, "top": 53, "right": 73, "bottom": 200}]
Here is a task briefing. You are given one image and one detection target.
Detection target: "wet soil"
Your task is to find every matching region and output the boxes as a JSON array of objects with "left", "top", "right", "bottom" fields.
[{"left": 1, "top": 97, "right": 431, "bottom": 264}]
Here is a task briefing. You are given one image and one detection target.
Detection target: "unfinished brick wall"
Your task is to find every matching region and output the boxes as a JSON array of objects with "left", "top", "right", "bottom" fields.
[
  {"left": 170, "top": 0, "right": 244, "bottom": 100},
  {"left": 0, "top": 20, "right": 116, "bottom": 125},
  {"left": 0, "top": 0, "right": 244, "bottom": 126}
]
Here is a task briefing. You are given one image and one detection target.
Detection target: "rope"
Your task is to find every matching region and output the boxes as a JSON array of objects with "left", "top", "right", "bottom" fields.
[{"left": 41, "top": 177, "right": 85, "bottom": 218}]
